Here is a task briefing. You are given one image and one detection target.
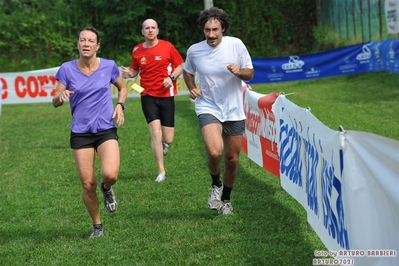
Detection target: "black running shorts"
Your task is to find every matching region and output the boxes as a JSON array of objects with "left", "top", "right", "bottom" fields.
[
  {"left": 141, "top": 94, "right": 175, "bottom": 127},
  {"left": 70, "top": 128, "right": 118, "bottom": 149}
]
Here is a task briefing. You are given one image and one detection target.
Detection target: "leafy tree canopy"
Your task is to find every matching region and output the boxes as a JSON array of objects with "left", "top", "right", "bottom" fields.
[{"left": 0, "top": 0, "right": 316, "bottom": 71}]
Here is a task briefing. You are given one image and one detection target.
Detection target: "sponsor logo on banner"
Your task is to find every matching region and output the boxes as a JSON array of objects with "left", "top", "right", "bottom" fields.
[
  {"left": 273, "top": 96, "right": 349, "bottom": 250},
  {"left": 356, "top": 44, "right": 371, "bottom": 63},
  {"left": 389, "top": 47, "right": 397, "bottom": 70},
  {"left": 2, "top": 72, "right": 58, "bottom": 103},
  {"left": 305, "top": 66, "right": 321, "bottom": 78},
  {"left": 339, "top": 57, "right": 358, "bottom": 73},
  {"left": 267, "top": 65, "right": 284, "bottom": 81},
  {"left": 282, "top": 56, "right": 305, "bottom": 73},
  {"left": 242, "top": 88, "right": 280, "bottom": 177}
]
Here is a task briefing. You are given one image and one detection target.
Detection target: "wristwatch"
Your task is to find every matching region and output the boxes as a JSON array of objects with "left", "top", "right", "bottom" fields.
[
  {"left": 116, "top": 102, "right": 126, "bottom": 110},
  {"left": 169, "top": 74, "right": 175, "bottom": 81}
]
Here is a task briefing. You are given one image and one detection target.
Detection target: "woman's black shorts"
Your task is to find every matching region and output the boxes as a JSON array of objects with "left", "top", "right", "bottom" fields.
[{"left": 70, "top": 128, "right": 118, "bottom": 149}]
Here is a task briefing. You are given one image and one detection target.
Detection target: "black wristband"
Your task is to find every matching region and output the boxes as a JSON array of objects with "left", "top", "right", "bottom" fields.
[
  {"left": 116, "top": 102, "right": 126, "bottom": 110},
  {"left": 169, "top": 74, "right": 175, "bottom": 81}
]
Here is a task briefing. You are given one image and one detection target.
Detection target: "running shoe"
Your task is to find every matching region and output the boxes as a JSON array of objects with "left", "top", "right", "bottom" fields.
[
  {"left": 100, "top": 182, "right": 118, "bottom": 212},
  {"left": 89, "top": 224, "right": 104, "bottom": 239},
  {"left": 219, "top": 200, "right": 234, "bottom": 215},
  {"left": 155, "top": 172, "right": 166, "bottom": 182},
  {"left": 207, "top": 184, "right": 223, "bottom": 210},
  {"left": 163, "top": 143, "right": 169, "bottom": 156}
]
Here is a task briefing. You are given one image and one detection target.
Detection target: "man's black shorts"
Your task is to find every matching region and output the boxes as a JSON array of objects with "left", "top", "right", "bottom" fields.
[{"left": 141, "top": 94, "right": 175, "bottom": 127}]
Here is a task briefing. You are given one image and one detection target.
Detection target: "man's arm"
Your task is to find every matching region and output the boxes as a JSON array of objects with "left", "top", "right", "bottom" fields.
[
  {"left": 227, "top": 64, "right": 254, "bottom": 81},
  {"left": 121, "top": 66, "right": 139, "bottom": 79},
  {"left": 183, "top": 70, "right": 201, "bottom": 100}
]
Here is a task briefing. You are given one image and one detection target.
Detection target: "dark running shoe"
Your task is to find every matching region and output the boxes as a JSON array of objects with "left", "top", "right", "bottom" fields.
[
  {"left": 89, "top": 224, "right": 104, "bottom": 239},
  {"left": 100, "top": 181, "right": 118, "bottom": 212}
]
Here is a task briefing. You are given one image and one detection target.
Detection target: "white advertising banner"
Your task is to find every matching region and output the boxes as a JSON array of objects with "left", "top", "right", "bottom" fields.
[
  {"left": 271, "top": 95, "right": 399, "bottom": 265},
  {"left": 272, "top": 95, "right": 347, "bottom": 252},
  {"left": 0, "top": 67, "right": 189, "bottom": 105},
  {"left": 0, "top": 67, "right": 59, "bottom": 104},
  {"left": 385, "top": 0, "right": 399, "bottom": 34},
  {"left": 340, "top": 130, "right": 399, "bottom": 266}
]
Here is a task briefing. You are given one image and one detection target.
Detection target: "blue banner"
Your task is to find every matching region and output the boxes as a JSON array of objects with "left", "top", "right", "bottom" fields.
[{"left": 251, "top": 39, "right": 399, "bottom": 84}]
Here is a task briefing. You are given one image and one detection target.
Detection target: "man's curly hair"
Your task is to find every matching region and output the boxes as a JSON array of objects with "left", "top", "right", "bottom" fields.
[{"left": 197, "top": 7, "right": 230, "bottom": 35}]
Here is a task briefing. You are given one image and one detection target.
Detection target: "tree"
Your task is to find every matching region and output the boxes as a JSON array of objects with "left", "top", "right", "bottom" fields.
[{"left": 0, "top": 0, "right": 316, "bottom": 72}]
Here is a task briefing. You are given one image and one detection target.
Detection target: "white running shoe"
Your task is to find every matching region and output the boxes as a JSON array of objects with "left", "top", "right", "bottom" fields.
[
  {"left": 220, "top": 200, "right": 234, "bottom": 215},
  {"left": 155, "top": 172, "right": 166, "bottom": 182},
  {"left": 163, "top": 143, "right": 169, "bottom": 156},
  {"left": 207, "top": 185, "right": 223, "bottom": 210}
]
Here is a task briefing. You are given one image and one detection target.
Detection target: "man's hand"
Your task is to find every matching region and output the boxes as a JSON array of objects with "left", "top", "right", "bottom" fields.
[
  {"left": 189, "top": 88, "right": 201, "bottom": 100},
  {"left": 227, "top": 63, "right": 240, "bottom": 77},
  {"left": 121, "top": 66, "right": 132, "bottom": 79}
]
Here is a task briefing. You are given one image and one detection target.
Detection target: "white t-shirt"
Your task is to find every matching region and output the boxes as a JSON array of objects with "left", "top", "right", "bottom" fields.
[{"left": 184, "top": 36, "right": 253, "bottom": 122}]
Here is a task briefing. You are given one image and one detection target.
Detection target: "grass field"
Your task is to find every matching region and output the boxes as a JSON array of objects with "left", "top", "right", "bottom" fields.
[{"left": 0, "top": 72, "right": 398, "bottom": 265}]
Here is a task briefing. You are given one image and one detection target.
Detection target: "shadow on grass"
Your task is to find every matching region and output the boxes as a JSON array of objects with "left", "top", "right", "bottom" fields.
[{"left": 233, "top": 161, "right": 318, "bottom": 265}]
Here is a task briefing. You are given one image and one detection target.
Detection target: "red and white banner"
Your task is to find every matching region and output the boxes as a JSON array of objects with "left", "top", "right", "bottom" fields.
[
  {"left": 0, "top": 67, "right": 189, "bottom": 105},
  {"left": 242, "top": 87, "right": 280, "bottom": 177},
  {"left": 0, "top": 67, "right": 59, "bottom": 104}
]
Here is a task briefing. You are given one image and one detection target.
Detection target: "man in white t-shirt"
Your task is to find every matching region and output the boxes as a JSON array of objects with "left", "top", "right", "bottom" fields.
[{"left": 183, "top": 7, "right": 254, "bottom": 215}]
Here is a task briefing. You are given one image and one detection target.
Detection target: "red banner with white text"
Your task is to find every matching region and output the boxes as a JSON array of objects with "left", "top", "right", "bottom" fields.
[{"left": 242, "top": 87, "right": 280, "bottom": 177}]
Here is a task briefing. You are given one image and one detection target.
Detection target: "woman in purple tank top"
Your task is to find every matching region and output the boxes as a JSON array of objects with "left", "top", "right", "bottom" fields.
[{"left": 52, "top": 26, "right": 127, "bottom": 239}]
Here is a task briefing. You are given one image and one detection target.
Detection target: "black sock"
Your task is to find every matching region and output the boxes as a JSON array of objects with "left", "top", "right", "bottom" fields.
[
  {"left": 210, "top": 173, "right": 222, "bottom": 187},
  {"left": 94, "top": 224, "right": 103, "bottom": 229},
  {"left": 101, "top": 182, "right": 110, "bottom": 192},
  {"left": 221, "top": 185, "right": 232, "bottom": 202}
]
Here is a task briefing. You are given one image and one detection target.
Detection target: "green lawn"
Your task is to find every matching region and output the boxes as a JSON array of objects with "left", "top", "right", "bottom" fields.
[{"left": 0, "top": 72, "right": 397, "bottom": 265}]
